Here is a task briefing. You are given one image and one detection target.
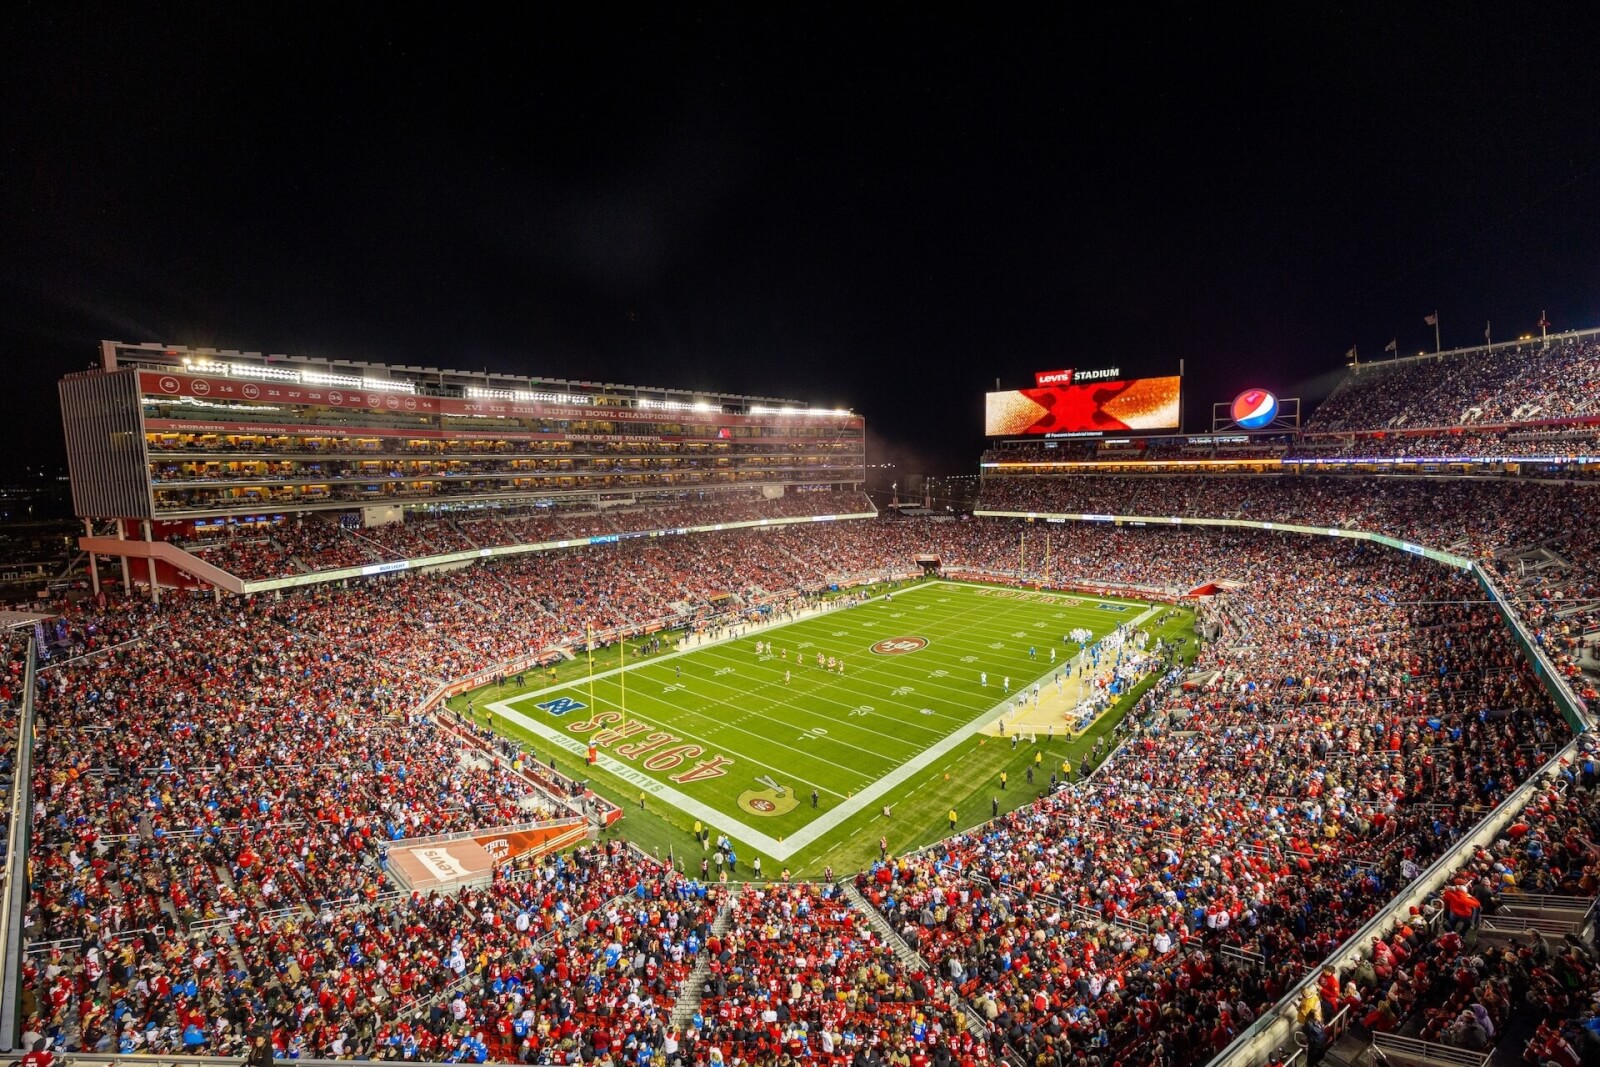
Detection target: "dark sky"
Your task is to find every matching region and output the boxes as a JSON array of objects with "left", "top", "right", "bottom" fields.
[{"left": 4, "top": 7, "right": 1598, "bottom": 474}]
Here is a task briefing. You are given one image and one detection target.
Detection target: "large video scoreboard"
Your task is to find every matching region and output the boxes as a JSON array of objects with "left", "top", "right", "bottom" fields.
[{"left": 986, "top": 368, "right": 1181, "bottom": 437}]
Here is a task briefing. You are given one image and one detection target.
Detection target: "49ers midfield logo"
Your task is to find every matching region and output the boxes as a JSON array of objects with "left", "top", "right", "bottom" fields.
[{"left": 871, "top": 636, "right": 929, "bottom": 656}]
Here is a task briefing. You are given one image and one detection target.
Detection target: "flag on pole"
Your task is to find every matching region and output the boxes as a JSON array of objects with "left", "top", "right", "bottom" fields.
[
  {"left": 1424, "top": 312, "right": 1438, "bottom": 326},
  {"left": 1539, "top": 311, "right": 1550, "bottom": 331},
  {"left": 1384, "top": 339, "right": 1397, "bottom": 352},
  {"left": 1484, "top": 321, "right": 1491, "bottom": 342},
  {"left": 1345, "top": 346, "right": 1357, "bottom": 359}
]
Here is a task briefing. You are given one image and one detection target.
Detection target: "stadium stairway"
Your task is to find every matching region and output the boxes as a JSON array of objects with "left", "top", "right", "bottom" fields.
[
  {"left": 670, "top": 899, "right": 732, "bottom": 1030},
  {"left": 342, "top": 527, "right": 387, "bottom": 562},
  {"left": 840, "top": 879, "right": 931, "bottom": 974},
  {"left": 839, "top": 879, "right": 1018, "bottom": 1065}
]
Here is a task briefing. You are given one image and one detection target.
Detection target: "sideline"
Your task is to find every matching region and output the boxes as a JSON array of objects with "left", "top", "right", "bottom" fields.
[{"left": 978, "top": 603, "right": 1164, "bottom": 738}]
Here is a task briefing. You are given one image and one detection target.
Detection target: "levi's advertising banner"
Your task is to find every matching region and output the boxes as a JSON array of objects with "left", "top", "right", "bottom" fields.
[
  {"left": 139, "top": 371, "right": 864, "bottom": 430},
  {"left": 470, "top": 823, "right": 583, "bottom": 865},
  {"left": 986, "top": 375, "right": 1182, "bottom": 436}
]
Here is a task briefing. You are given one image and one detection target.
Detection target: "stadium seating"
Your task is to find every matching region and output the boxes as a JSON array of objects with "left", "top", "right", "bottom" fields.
[
  {"left": 1305, "top": 337, "right": 1600, "bottom": 432},
  {"left": 858, "top": 542, "right": 1564, "bottom": 1065},
  {"left": 171, "top": 490, "right": 875, "bottom": 580},
  {"left": 14, "top": 477, "right": 1600, "bottom": 1063},
  {"left": 1278, "top": 742, "right": 1600, "bottom": 1066},
  {"left": 693, "top": 882, "right": 979, "bottom": 1062}
]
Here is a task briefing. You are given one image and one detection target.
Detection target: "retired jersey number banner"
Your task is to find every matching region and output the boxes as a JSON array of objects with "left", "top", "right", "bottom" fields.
[{"left": 985, "top": 376, "right": 1181, "bottom": 436}]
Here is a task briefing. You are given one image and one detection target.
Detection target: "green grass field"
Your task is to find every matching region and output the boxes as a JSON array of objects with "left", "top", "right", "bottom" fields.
[{"left": 451, "top": 578, "right": 1197, "bottom": 878}]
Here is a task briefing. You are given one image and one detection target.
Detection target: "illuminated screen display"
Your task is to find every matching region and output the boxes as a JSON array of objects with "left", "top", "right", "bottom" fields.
[{"left": 985, "top": 376, "right": 1182, "bottom": 436}]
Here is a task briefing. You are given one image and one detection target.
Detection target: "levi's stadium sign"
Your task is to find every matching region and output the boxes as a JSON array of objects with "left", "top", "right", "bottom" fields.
[{"left": 1034, "top": 367, "right": 1120, "bottom": 387}]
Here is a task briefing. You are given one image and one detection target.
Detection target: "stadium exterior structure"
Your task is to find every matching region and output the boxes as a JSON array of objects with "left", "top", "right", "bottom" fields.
[{"left": 58, "top": 341, "right": 865, "bottom": 597}]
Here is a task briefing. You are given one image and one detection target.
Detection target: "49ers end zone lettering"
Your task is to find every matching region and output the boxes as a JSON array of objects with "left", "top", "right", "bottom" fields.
[{"left": 871, "top": 636, "right": 929, "bottom": 655}]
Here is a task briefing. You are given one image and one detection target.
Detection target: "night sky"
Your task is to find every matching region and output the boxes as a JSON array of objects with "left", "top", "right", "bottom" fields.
[{"left": 4, "top": 7, "right": 1598, "bottom": 475}]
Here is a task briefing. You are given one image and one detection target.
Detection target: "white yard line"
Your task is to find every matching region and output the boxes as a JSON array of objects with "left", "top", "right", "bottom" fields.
[
  {"left": 486, "top": 583, "right": 1171, "bottom": 862},
  {"left": 502, "top": 578, "right": 1139, "bottom": 705}
]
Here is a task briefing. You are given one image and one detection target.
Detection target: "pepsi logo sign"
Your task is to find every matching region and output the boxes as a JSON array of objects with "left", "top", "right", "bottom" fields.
[
  {"left": 871, "top": 636, "right": 929, "bottom": 655},
  {"left": 1231, "top": 388, "right": 1279, "bottom": 429}
]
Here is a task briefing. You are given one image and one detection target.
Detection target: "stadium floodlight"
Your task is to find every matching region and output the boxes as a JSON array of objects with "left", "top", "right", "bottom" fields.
[
  {"left": 228, "top": 364, "right": 301, "bottom": 382},
  {"left": 465, "top": 386, "right": 591, "bottom": 405},
  {"left": 295, "top": 370, "right": 413, "bottom": 392},
  {"left": 301, "top": 370, "right": 366, "bottom": 389},
  {"left": 356, "top": 377, "right": 416, "bottom": 393}
]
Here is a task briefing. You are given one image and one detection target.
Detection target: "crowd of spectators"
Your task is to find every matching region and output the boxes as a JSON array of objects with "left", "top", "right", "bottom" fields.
[
  {"left": 172, "top": 491, "right": 874, "bottom": 581},
  {"left": 977, "top": 474, "right": 1600, "bottom": 556},
  {"left": 1, "top": 629, "right": 23, "bottom": 875},
  {"left": 184, "top": 538, "right": 302, "bottom": 580},
  {"left": 978, "top": 473, "right": 1600, "bottom": 700},
  {"left": 986, "top": 431, "right": 1600, "bottom": 468},
  {"left": 857, "top": 542, "right": 1570, "bottom": 1065},
  {"left": 1269, "top": 738, "right": 1600, "bottom": 1066},
  {"left": 1291, "top": 427, "right": 1600, "bottom": 462},
  {"left": 26, "top": 836, "right": 709, "bottom": 1059},
  {"left": 14, "top": 482, "right": 1600, "bottom": 1063},
  {"left": 1307, "top": 337, "right": 1600, "bottom": 432},
  {"left": 692, "top": 882, "right": 983, "bottom": 1064}
]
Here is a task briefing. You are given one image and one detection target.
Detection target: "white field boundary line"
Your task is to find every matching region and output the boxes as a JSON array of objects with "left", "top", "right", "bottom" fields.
[
  {"left": 500, "top": 579, "right": 1142, "bottom": 707},
  {"left": 691, "top": 600, "right": 1122, "bottom": 687},
  {"left": 663, "top": 586, "right": 1149, "bottom": 719},
  {"left": 511, "top": 591, "right": 1124, "bottom": 761},
  {"left": 488, "top": 599, "right": 1167, "bottom": 862},
  {"left": 530, "top": 580, "right": 1043, "bottom": 735},
  {"left": 501, "top": 588, "right": 1125, "bottom": 790},
  {"left": 681, "top": 603, "right": 1113, "bottom": 721},
  {"left": 492, "top": 584, "right": 1066, "bottom": 794}
]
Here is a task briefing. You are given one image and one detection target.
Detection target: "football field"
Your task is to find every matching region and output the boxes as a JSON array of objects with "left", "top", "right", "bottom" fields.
[{"left": 472, "top": 578, "right": 1191, "bottom": 876}]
